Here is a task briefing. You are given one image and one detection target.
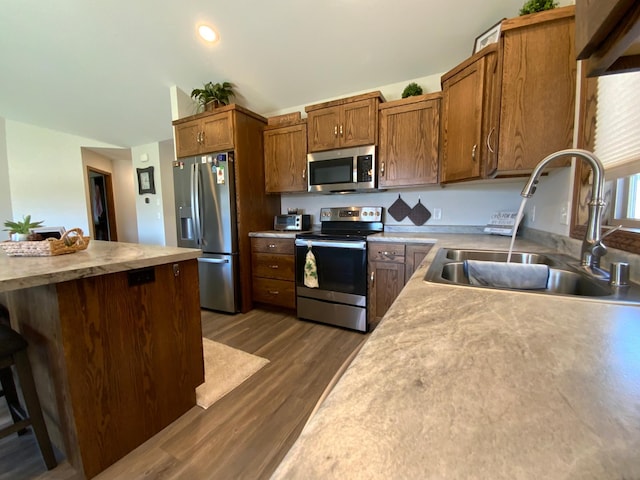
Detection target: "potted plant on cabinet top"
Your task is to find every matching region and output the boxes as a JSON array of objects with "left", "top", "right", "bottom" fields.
[
  {"left": 519, "top": 0, "right": 557, "bottom": 15},
  {"left": 401, "top": 82, "right": 423, "bottom": 98},
  {"left": 3, "top": 215, "right": 44, "bottom": 241},
  {"left": 190, "top": 81, "right": 235, "bottom": 112}
]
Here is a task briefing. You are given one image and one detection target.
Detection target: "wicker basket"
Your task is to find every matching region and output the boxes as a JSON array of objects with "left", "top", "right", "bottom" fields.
[{"left": 0, "top": 228, "right": 90, "bottom": 257}]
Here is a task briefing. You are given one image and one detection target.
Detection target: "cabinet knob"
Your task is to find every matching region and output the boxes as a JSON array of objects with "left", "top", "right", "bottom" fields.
[
  {"left": 334, "top": 125, "right": 338, "bottom": 137},
  {"left": 269, "top": 264, "right": 279, "bottom": 269},
  {"left": 302, "top": 167, "right": 306, "bottom": 181},
  {"left": 339, "top": 124, "right": 343, "bottom": 136},
  {"left": 380, "top": 161, "right": 385, "bottom": 177},
  {"left": 471, "top": 144, "right": 477, "bottom": 162},
  {"left": 370, "top": 271, "right": 375, "bottom": 286}
]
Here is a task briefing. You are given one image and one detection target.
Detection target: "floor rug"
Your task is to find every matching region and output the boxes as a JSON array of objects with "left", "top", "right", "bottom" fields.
[{"left": 196, "top": 338, "right": 270, "bottom": 409}]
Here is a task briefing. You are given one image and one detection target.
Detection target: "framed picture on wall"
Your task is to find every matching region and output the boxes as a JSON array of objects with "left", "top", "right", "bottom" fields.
[
  {"left": 136, "top": 166, "right": 156, "bottom": 195},
  {"left": 473, "top": 19, "right": 504, "bottom": 54}
]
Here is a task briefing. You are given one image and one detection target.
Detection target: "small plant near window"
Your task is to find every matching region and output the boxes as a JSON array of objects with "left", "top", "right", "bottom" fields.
[
  {"left": 401, "top": 82, "right": 423, "bottom": 98},
  {"left": 519, "top": 0, "right": 557, "bottom": 15},
  {"left": 190, "top": 81, "right": 235, "bottom": 111}
]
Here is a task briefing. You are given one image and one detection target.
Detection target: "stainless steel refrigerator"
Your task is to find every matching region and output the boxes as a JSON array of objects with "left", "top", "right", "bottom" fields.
[{"left": 173, "top": 152, "right": 239, "bottom": 312}]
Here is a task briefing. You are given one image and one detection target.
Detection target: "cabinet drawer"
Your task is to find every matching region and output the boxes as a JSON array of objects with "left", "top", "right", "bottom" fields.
[
  {"left": 368, "top": 243, "right": 405, "bottom": 262},
  {"left": 251, "top": 237, "right": 294, "bottom": 255},
  {"left": 251, "top": 253, "right": 295, "bottom": 281},
  {"left": 252, "top": 277, "right": 295, "bottom": 309}
]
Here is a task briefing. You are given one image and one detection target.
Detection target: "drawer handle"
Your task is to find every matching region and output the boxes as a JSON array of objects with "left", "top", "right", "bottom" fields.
[
  {"left": 370, "top": 271, "right": 375, "bottom": 286},
  {"left": 268, "top": 244, "right": 276, "bottom": 248},
  {"left": 269, "top": 265, "right": 279, "bottom": 269},
  {"left": 268, "top": 290, "right": 280, "bottom": 295},
  {"left": 382, "top": 251, "right": 396, "bottom": 256}
]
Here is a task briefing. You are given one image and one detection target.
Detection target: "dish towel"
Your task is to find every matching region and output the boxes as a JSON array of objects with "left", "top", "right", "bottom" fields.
[
  {"left": 464, "top": 260, "right": 549, "bottom": 290},
  {"left": 304, "top": 243, "right": 319, "bottom": 288}
]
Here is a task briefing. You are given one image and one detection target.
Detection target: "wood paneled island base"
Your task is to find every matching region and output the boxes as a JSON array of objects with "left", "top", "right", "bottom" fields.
[{"left": 0, "top": 243, "right": 204, "bottom": 478}]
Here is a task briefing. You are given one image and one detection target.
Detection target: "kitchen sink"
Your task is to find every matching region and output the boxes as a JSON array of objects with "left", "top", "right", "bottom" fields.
[{"left": 425, "top": 248, "right": 640, "bottom": 304}]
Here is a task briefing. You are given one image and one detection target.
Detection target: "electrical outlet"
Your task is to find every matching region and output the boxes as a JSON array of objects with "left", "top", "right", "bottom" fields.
[{"left": 433, "top": 208, "right": 442, "bottom": 220}]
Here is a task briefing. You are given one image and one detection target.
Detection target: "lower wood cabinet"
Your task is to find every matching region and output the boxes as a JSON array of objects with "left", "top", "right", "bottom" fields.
[
  {"left": 368, "top": 242, "right": 432, "bottom": 326},
  {"left": 251, "top": 236, "right": 296, "bottom": 309}
]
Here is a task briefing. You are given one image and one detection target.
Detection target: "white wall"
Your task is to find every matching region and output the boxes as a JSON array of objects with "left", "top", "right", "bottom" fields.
[
  {"left": 81, "top": 148, "right": 139, "bottom": 243},
  {"left": 0, "top": 118, "right": 13, "bottom": 239},
  {"left": 131, "top": 143, "right": 168, "bottom": 245},
  {"left": 4, "top": 119, "right": 120, "bottom": 234},
  {"left": 282, "top": 180, "right": 526, "bottom": 228},
  {"left": 159, "top": 139, "right": 177, "bottom": 246}
]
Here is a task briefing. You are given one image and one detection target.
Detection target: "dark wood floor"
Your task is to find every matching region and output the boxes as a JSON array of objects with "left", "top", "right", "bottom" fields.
[{"left": 0, "top": 307, "right": 367, "bottom": 480}]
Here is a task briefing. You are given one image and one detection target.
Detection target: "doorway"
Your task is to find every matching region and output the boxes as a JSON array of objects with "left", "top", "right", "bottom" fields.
[{"left": 87, "top": 167, "right": 118, "bottom": 241}]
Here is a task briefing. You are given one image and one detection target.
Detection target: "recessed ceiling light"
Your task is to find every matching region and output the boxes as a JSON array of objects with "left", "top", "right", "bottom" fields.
[{"left": 198, "top": 24, "right": 218, "bottom": 43}]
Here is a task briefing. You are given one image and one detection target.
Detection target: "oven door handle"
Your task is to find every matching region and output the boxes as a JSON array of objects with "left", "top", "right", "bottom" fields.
[{"left": 295, "top": 239, "right": 366, "bottom": 250}]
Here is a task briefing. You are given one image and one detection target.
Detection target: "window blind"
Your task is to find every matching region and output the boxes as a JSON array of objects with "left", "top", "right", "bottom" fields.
[{"left": 595, "top": 70, "right": 640, "bottom": 180}]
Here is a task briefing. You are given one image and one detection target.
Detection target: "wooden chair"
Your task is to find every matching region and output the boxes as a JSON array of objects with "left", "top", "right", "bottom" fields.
[{"left": 0, "top": 305, "right": 57, "bottom": 470}]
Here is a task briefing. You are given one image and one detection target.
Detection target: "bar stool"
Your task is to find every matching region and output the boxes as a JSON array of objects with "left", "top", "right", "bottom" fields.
[{"left": 0, "top": 308, "right": 57, "bottom": 470}]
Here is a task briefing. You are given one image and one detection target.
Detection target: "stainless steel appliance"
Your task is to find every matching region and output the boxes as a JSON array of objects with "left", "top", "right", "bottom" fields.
[
  {"left": 295, "top": 206, "right": 383, "bottom": 332},
  {"left": 173, "top": 152, "right": 239, "bottom": 312},
  {"left": 307, "top": 145, "right": 377, "bottom": 193},
  {"left": 274, "top": 214, "right": 311, "bottom": 231}
]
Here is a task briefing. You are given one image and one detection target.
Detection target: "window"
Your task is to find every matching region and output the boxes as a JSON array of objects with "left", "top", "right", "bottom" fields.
[{"left": 595, "top": 70, "right": 640, "bottom": 230}]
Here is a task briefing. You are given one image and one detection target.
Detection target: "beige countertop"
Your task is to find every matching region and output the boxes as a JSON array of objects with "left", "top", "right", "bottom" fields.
[
  {"left": 0, "top": 240, "right": 201, "bottom": 292},
  {"left": 273, "top": 234, "right": 640, "bottom": 479}
]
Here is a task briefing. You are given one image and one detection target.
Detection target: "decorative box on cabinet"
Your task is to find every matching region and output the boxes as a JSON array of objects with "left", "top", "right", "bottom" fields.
[
  {"left": 251, "top": 237, "right": 296, "bottom": 309},
  {"left": 378, "top": 93, "right": 441, "bottom": 188},
  {"left": 263, "top": 114, "right": 308, "bottom": 193},
  {"left": 305, "top": 91, "right": 384, "bottom": 152}
]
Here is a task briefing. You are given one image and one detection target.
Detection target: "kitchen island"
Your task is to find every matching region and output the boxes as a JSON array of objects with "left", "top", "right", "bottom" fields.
[
  {"left": 0, "top": 240, "right": 204, "bottom": 479},
  {"left": 273, "top": 233, "right": 640, "bottom": 479}
]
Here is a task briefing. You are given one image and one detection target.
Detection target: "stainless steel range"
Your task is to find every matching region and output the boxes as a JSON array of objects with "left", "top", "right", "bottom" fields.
[{"left": 295, "top": 206, "right": 383, "bottom": 332}]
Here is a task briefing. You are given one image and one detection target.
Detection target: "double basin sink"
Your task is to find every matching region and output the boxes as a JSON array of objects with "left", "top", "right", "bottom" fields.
[{"left": 424, "top": 248, "right": 640, "bottom": 305}]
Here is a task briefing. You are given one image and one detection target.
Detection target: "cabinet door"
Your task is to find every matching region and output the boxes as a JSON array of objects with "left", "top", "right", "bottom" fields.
[
  {"left": 174, "top": 120, "right": 202, "bottom": 158},
  {"left": 441, "top": 58, "right": 486, "bottom": 183},
  {"left": 379, "top": 98, "right": 440, "bottom": 188},
  {"left": 497, "top": 16, "right": 575, "bottom": 173},
  {"left": 368, "top": 260, "right": 405, "bottom": 324},
  {"left": 202, "top": 111, "right": 234, "bottom": 152},
  {"left": 307, "top": 106, "right": 341, "bottom": 152},
  {"left": 405, "top": 244, "right": 433, "bottom": 283},
  {"left": 264, "top": 124, "right": 308, "bottom": 193},
  {"left": 341, "top": 98, "right": 378, "bottom": 148}
]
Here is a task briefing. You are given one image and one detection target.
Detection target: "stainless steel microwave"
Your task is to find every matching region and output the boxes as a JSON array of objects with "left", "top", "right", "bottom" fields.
[{"left": 307, "top": 145, "right": 377, "bottom": 193}]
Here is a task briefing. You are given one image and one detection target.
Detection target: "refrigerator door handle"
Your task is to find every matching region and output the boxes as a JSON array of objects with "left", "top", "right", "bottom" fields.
[
  {"left": 198, "top": 257, "right": 230, "bottom": 264},
  {"left": 192, "top": 162, "right": 202, "bottom": 246}
]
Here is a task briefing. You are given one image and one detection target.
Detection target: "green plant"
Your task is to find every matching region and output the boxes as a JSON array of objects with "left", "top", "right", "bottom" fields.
[
  {"left": 3, "top": 215, "right": 44, "bottom": 234},
  {"left": 401, "top": 82, "right": 423, "bottom": 98},
  {"left": 190, "top": 81, "right": 235, "bottom": 110},
  {"left": 519, "top": 0, "right": 557, "bottom": 15}
]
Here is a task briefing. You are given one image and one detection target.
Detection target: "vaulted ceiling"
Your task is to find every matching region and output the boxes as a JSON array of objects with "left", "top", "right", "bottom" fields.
[{"left": 0, "top": 1, "right": 551, "bottom": 148}]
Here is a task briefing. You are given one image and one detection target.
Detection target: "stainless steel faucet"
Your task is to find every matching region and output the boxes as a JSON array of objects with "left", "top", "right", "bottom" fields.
[{"left": 521, "top": 148, "right": 608, "bottom": 274}]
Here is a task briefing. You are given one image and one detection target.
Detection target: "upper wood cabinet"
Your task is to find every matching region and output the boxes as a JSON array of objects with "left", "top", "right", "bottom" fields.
[
  {"left": 263, "top": 116, "right": 308, "bottom": 194},
  {"left": 440, "top": 6, "right": 575, "bottom": 183},
  {"left": 441, "top": 47, "right": 499, "bottom": 183},
  {"left": 173, "top": 109, "right": 234, "bottom": 158},
  {"left": 378, "top": 93, "right": 441, "bottom": 188},
  {"left": 305, "top": 92, "right": 384, "bottom": 152},
  {"left": 497, "top": 7, "right": 576, "bottom": 174},
  {"left": 576, "top": 0, "right": 640, "bottom": 77}
]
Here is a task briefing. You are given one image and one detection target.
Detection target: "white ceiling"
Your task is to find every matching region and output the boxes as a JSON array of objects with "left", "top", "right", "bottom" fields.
[{"left": 1, "top": 1, "right": 539, "bottom": 148}]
